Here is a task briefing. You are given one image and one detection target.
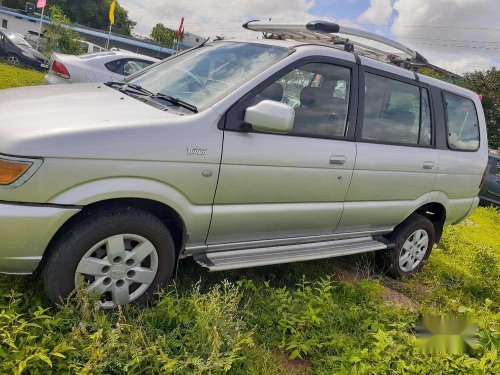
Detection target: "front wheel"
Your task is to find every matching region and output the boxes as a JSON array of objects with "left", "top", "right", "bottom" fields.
[
  {"left": 375, "top": 213, "right": 435, "bottom": 278},
  {"left": 43, "top": 208, "right": 176, "bottom": 308},
  {"left": 6, "top": 54, "right": 21, "bottom": 66}
]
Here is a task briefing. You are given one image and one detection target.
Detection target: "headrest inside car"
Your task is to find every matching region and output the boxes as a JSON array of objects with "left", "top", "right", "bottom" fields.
[{"left": 260, "top": 82, "right": 284, "bottom": 102}]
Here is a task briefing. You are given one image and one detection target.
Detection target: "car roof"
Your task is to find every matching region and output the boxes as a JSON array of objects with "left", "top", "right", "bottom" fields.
[
  {"left": 222, "top": 38, "right": 477, "bottom": 100},
  {"left": 78, "top": 50, "right": 159, "bottom": 62}
]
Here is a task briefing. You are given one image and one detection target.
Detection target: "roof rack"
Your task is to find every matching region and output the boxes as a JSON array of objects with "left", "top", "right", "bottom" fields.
[{"left": 243, "top": 20, "right": 429, "bottom": 68}]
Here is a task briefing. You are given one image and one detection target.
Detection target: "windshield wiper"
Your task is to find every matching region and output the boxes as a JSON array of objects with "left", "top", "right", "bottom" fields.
[
  {"left": 105, "top": 82, "right": 198, "bottom": 113},
  {"left": 151, "top": 93, "right": 198, "bottom": 113},
  {"left": 105, "top": 81, "right": 154, "bottom": 96}
]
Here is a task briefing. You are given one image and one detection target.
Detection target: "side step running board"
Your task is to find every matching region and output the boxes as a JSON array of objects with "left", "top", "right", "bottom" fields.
[{"left": 194, "top": 236, "right": 394, "bottom": 271}]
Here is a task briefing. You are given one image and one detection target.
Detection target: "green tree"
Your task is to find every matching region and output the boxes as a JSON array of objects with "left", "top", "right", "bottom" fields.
[
  {"left": 1, "top": 0, "right": 25, "bottom": 10},
  {"left": 458, "top": 68, "right": 500, "bottom": 150},
  {"left": 50, "top": 0, "right": 136, "bottom": 36},
  {"left": 44, "top": 6, "right": 84, "bottom": 55},
  {"left": 150, "top": 23, "right": 176, "bottom": 47}
]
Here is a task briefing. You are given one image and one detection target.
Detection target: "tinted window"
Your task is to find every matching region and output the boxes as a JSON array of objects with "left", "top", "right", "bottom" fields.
[
  {"left": 362, "top": 73, "right": 431, "bottom": 146},
  {"left": 248, "top": 62, "right": 351, "bottom": 138},
  {"left": 104, "top": 59, "right": 122, "bottom": 73},
  {"left": 444, "top": 93, "right": 480, "bottom": 151}
]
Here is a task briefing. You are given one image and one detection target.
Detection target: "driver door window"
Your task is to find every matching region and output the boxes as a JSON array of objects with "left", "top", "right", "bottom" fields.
[{"left": 247, "top": 63, "right": 351, "bottom": 138}]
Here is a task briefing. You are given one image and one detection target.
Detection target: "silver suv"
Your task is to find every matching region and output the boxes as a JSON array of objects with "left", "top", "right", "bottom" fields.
[{"left": 0, "top": 21, "right": 488, "bottom": 308}]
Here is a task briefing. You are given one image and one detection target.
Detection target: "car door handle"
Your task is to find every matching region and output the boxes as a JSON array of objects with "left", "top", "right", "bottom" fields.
[
  {"left": 330, "top": 156, "right": 346, "bottom": 165},
  {"left": 422, "top": 161, "right": 435, "bottom": 170}
]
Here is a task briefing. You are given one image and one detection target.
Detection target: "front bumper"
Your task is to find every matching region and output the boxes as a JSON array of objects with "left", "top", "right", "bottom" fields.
[{"left": 0, "top": 202, "right": 80, "bottom": 274}]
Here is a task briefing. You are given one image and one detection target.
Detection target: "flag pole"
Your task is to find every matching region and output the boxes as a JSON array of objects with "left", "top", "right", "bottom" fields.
[
  {"left": 36, "top": 6, "right": 45, "bottom": 50},
  {"left": 106, "top": 23, "right": 112, "bottom": 50}
]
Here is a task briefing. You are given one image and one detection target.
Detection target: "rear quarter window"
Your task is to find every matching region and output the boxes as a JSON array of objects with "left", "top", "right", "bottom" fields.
[{"left": 443, "top": 92, "right": 480, "bottom": 151}]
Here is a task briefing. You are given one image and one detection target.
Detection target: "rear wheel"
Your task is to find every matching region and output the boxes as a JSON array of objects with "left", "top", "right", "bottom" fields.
[
  {"left": 43, "top": 208, "right": 175, "bottom": 308},
  {"left": 7, "top": 54, "right": 20, "bottom": 66},
  {"left": 376, "top": 213, "right": 435, "bottom": 278}
]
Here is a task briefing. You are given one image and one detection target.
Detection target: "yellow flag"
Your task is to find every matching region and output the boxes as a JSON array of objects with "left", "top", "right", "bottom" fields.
[{"left": 109, "top": 0, "right": 116, "bottom": 25}]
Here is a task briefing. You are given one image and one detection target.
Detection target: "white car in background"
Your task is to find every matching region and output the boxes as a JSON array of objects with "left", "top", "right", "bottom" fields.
[
  {"left": 45, "top": 50, "right": 159, "bottom": 84},
  {"left": 77, "top": 40, "right": 107, "bottom": 54}
]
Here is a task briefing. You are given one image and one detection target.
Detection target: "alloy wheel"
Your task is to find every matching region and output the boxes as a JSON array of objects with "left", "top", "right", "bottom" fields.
[
  {"left": 74, "top": 233, "right": 159, "bottom": 308},
  {"left": 398, "top": 229, "right": 429, "bottom": 272},
  {"left": 7, "top": 55, "right": 20, "bottom": 65}
]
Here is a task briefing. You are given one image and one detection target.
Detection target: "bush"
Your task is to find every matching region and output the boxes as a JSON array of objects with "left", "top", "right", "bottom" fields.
[{"left": 44, "top": 6, "right": 85, "bottom": 56}]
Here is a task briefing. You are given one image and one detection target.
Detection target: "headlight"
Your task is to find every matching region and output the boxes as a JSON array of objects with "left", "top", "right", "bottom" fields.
[
  {"left": 21, "top": 51, "right": 35, "bottom": 58},
  {"left": 0, "top": 155, "right": 43, "bottom": 187}
]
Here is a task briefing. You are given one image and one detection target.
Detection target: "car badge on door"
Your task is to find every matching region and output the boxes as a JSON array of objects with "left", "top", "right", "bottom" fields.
[{"left": 186, "top": 147, "right": 207, "bottom": 156}]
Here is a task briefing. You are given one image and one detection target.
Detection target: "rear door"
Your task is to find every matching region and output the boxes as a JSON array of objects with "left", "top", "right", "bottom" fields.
[
  {"left": 207, "top": 58, "right": 358, "bottom": 245},
  {"left": 338, "top": 67, "right": 438, "bottom": 234}
]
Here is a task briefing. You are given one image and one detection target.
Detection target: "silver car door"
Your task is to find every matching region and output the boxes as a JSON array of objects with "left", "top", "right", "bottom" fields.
[
  {"left": 207, "top": 58, "right": 358, "bottom": 245},
  {"left": 339, "top": 67, "right": 438, "bottom": 234}
]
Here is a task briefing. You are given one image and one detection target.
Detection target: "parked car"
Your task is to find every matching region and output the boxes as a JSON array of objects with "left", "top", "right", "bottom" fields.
[
  {"left": 0, "top": 27, "right": 49, "bottom": 70},
  {"left": 479, "top": 153, "right": 500, "bottom": 205},
  {"left": 0, "top": 21, "right": 488, "bottom": 309},
  {"left": 77, "top": 40, "right": 107, "bottom": 54},
  {"left": 45, "top": 50, "right": 159, "bottom": 84}
]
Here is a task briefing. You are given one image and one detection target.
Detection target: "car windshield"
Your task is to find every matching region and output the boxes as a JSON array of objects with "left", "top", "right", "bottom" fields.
[
  {"left": 4, "top": 30, "right": 30, "bottom": 47},
  {"left": 127, "top": 42, "right": 291, "bottom": 111}
]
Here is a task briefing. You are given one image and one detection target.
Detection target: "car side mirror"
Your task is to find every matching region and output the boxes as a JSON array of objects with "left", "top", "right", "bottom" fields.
[{"left": 244, "top": 100, "right": 294, "bottom": 133}]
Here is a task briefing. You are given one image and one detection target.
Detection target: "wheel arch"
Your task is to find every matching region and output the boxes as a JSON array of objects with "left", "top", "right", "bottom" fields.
[
  {"left": 413, "top": 202, "right": 447, "bottom": 243},
  {"left": 40, "top": 197, "right": 189, "bottom": 269}
]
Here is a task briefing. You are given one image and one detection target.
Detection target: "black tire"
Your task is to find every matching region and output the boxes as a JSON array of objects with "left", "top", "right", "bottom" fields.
[
  {"left": 43, "top": 207, "right": 176, "bottom": 307},
  {"left": 6, "top": 53, "right": 21, "bottom": 66},
  {"left": 375, "top": 213, "right": 435, "bottom": 278}
]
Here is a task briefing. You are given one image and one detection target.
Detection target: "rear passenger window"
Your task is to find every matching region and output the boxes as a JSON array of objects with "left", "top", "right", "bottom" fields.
[
  {"left": 362, "top": 73, "right": 431, "bottom": 146},
  {"left": 443, "top": 93, "right": 480, "bottom": 151}
]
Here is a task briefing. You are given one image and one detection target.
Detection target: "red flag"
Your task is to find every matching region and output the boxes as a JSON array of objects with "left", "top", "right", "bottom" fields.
[{"left": 177, "top": 17, "right": 184, "bottom": 41}]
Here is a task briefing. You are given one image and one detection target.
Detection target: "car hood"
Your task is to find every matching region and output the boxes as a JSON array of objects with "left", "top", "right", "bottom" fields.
[{"left": 0, "top": 83, "right": 185, "bottom": 158}]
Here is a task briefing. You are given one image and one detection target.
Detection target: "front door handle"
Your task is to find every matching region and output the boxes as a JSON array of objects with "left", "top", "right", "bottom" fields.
[
  {"left": 422, "top": 161, "right": 435, "bottom": 170},
  {"left": 330, "top": 156, "right": 346, "bottom": 165}
]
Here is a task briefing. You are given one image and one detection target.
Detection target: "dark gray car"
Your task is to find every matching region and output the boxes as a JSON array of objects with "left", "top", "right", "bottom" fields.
[
  {"left": 479, "top": 154, "right": 500, "bottom": 205},
  {"left": 0, "top": 27, "right": 48, "bottom": 70}
]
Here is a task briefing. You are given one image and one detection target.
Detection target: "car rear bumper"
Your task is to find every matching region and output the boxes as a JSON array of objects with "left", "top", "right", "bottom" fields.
[
  {"left": 0, "top": 202, "right": 80, "bottom": 274},
  {"left": 44, "top": 74, "right": 70, "bottom": 85}
]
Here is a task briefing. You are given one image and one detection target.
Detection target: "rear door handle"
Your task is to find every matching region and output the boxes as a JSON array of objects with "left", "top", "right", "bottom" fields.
[
  {"left": 330, "top": 156, "right": 346, "bottom": 165},
  {"left": 422, "top": 161, "right": 435, "bottom": 170}
]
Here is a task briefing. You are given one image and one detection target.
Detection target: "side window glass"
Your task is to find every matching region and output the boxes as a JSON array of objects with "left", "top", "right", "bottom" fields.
[
  {"left": 420, "top": 89, "right": 432, "bottom": 146},
  {"left": 444, "top": 93, "right": 480, "bottom": 151},
  {"left": 249, "top": 62, "right": 351, "bottom": 138},
  {"left": 362, "top": 73, "right": 431, "bottom": 146},
  {"left": 122, "top": 60, "right": 152, "bottom": 76},
  {"left": 496, "top": 160, "right": 500, "bottom": 176},
  {"left": 104, "top": 59, "right": 123, "bottom": 74}
]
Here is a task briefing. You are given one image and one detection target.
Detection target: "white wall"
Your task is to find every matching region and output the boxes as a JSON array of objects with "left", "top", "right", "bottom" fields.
[{"left": 0, "top": 12, "right": 42, "bottom": 36}]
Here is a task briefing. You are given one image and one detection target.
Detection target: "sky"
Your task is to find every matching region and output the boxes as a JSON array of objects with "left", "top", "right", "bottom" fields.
[{"left": 120, "top": 0, "right": 500, "bottom": 74}]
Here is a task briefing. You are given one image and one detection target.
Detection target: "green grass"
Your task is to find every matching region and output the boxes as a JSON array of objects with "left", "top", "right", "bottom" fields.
[
  {"left": 0, "top": 67, "right": 499, "bottom": 374},
  {"left": 0, "top": 63, "right": 45, "bottom": 89}
]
